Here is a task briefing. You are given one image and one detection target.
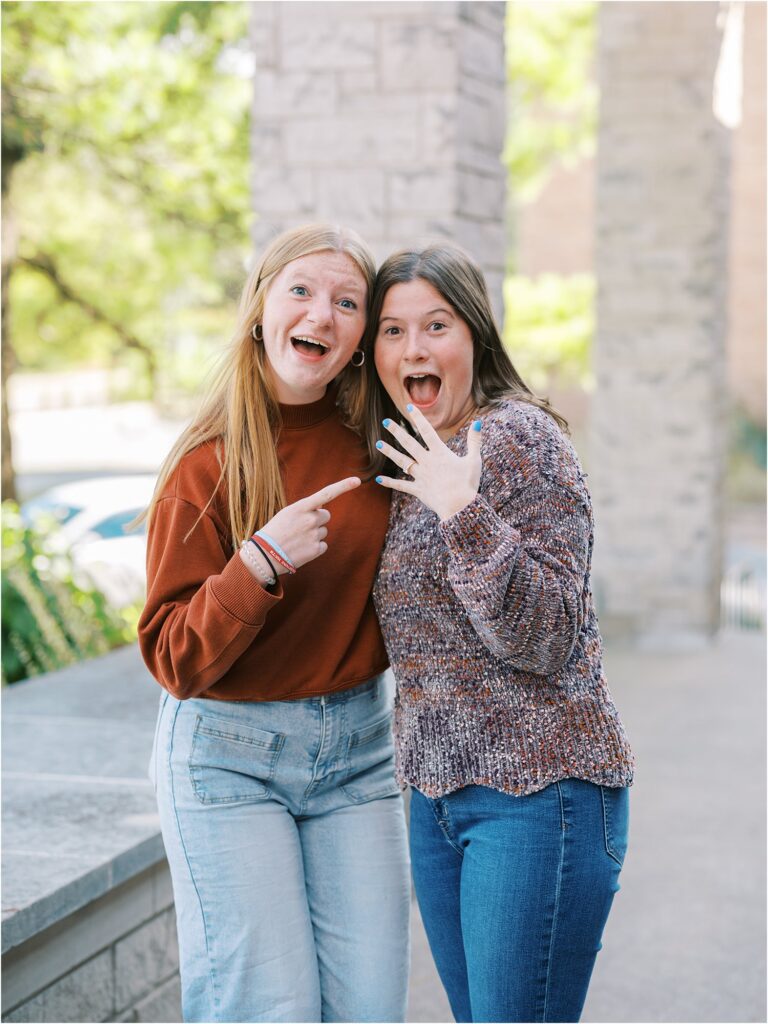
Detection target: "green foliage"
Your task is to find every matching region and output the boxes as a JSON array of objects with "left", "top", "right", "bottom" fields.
[
  {"left": 503, "top": 273, "right": 594, "bottom": 391},
  {"left": 505, "top": 1, "right": 597, "bottom": 201},
  {"left": 1, "top": 502, "right": 138, "bottom": 685},
  {"left": 726, "top": 406, "right": 768, "bottom": 505},
  {"left": 2, "top": 1, "right": 252, "bottom": 392}
]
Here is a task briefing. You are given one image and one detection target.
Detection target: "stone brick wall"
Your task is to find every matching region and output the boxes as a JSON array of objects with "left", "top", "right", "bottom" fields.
[
  {"left": 591, "top": 1, "right": 729, "bottom": 644},
  {"left": 249, "top": 1, "right": 507, "bottom": 319},
  {"left": 728, "top": 0, "right": 767, "bottom": 425},
  {"left": 3, "top": 863, "right": 180, "bottom": 1024}
]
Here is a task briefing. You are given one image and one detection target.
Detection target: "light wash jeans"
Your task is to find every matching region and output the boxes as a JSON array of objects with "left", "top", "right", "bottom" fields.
[{"left": 151, "top": 674, "right": 411, "bottom": 1023}]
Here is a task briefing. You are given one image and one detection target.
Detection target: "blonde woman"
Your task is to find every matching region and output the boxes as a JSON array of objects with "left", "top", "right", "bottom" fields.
[{"left": 138, "top": 225, "right": 410, "bottom": 1023}]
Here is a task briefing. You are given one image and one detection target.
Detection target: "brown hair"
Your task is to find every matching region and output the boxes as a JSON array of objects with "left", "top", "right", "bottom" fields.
[
  {"left": 360, "top": 243, "right": 568, "bottom": 471},
  {"left": 139, "top": 223, "right": 376, "bottom": 548}
]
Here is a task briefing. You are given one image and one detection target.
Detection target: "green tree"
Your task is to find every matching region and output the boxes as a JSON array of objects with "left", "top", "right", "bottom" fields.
[
  {"left": 1, "top": 1, "right": 253, "bottom": 495},
  {"left": 1, "top": 502, "right": 138, "bottom": 684},
  {"left": 503, "top": 2, "right": 597, "bottom": 391},
  {"left": 505, "top": 0, "right": 597, "bottom": 204}
]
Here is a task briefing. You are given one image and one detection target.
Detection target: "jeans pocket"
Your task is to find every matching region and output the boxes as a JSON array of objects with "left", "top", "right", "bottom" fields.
[
  {"left": 188, "top": 711, "right": 285, "bottom": 805},
  {"left": 342, "top": 713, "right": 401, "bottom": 804},
  {"left": 601, "top": 784, "right": 629, "bottom": 867}
]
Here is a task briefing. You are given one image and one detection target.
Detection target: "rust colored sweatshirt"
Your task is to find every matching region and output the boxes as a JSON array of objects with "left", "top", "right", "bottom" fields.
[{"left": 138, "top": 389, "right": 390, "bottom": 701}]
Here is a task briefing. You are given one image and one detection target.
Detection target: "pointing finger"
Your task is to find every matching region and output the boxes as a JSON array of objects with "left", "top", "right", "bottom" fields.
[{"left": 300, "top": 477, "right": 361, "bottom": 510}]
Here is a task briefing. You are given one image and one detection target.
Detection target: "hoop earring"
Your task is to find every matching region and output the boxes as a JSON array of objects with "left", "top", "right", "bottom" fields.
[
  {"left": 251, "top": 323, "right": 263, "bottom": 341},
  {"left": 350, "top": 349, "right": 365, "bottom": 367}
]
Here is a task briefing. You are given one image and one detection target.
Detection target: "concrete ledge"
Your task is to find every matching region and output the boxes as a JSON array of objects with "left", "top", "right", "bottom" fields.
[{"left": 1, "top": 645, "right": 177, "bottom": 1021}]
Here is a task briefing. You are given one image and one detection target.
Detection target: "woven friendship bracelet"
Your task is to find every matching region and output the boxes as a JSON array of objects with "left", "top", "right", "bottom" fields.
[{"left": 252, "top": 531, "right": 296, "bottom": 574}]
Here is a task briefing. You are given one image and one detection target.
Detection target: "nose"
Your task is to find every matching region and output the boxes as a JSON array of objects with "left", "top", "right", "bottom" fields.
[
  {"left": 402, "top": 329, "right": 429, "bottom": 361},
  {"left": 307, "top": 295, "right": 333, "bottom": 328}
]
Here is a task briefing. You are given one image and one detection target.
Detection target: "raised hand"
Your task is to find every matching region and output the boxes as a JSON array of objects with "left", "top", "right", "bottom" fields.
[
  {"left": 375, "top": 405, "right": 482, "bottom": 521},
  {"left": 251, "top": 476, "right": 361, "bottom": 575}
]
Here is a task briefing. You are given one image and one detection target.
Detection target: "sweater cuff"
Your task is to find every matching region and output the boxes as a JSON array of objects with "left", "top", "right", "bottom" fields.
[
  {"left": 439, "top": 493, "right": 521, "bottom": 564},
  {"left": 210, "top": 550, "right": 283, "bottom": 627}
]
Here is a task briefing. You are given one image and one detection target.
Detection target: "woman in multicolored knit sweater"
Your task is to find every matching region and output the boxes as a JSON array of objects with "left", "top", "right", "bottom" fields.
[{"left": 361, "top": 244, "right": 635, "bottom": 1024}]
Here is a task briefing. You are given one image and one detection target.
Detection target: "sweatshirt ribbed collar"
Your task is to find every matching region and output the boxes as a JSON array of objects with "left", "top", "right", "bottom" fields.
[{"left": 278, "top": 385, "right": 338, "bottom": 430}]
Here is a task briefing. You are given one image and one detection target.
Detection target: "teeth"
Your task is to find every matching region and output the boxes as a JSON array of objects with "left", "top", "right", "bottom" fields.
[{"left": 294, "top": 335, "right": 329, "bottom": 349}]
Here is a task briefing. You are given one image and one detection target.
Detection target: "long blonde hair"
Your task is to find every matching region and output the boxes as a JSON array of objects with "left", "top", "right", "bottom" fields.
[{"left": 141, "top": 223, "right": 376, "bottom": 549}]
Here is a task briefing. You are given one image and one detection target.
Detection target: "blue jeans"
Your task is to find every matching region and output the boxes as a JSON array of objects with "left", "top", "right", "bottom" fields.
[
  {"left": 410, "top": 780, "right": 629, "bottom": 1023},
  {"left": 151, "top": 675, "right": 411, "bottom": 1023}
]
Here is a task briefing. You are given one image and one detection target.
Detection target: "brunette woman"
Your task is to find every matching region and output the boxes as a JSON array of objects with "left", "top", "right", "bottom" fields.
[
  {"left": 363, "top": 244, "right": 634, "bottom": 1024},
  {"left": 138, "top": 225, "right": 410, "bottom": 1023}
]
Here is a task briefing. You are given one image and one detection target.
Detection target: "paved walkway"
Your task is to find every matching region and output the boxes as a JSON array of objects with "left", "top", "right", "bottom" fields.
[{"left": 407, "top": 630, "right": 766, "bottom": 1023}]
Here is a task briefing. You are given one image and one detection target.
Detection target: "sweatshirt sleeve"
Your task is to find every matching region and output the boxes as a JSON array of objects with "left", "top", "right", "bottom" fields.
[
  {"left": 437, "top": 410, "right": 590, "bottom": 675},
  {"left": 138, "top": 495, "right": 283, "bottom": 699}
]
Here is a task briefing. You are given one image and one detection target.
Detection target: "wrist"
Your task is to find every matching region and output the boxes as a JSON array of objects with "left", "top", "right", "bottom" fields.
[
  {"left": 239, "top": 541, "right": 277, "bottom": 589},
  {"left": 437, "top": 487, "right": 478, "bottom": 522}
]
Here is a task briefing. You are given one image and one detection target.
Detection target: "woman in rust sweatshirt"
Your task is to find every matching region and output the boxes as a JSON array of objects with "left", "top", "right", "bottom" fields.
[{"left": 138, "top": 224, "right": 410, "bottom": 1023}]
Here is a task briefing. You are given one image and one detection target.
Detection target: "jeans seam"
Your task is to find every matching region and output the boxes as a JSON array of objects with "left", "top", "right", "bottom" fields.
[
  {"left": 541, "top": 781, "right": 566, "bottom": 1022},
  {"left": 167, "top": 700, "right": 222, "bottom": 1017},
  {"left": 150, "top": 692, "right": 167, "bottom": 789}
]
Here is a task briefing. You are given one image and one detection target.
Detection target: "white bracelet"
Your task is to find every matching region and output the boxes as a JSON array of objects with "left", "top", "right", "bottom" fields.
[{"left": 240, "top": 539, "right": 277, "bottom": 587}]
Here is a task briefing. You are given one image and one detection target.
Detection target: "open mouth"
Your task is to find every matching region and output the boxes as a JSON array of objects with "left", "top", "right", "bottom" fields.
[
  {"left": 404, "top": 373, "right": 442, "bottom": 408},
  {"left": 291, "top": 335, "right": 330, "bottom": 359}
]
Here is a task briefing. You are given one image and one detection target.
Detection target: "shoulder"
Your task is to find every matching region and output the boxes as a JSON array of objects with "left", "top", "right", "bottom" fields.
[
  {"left": 161, "top": 439, "right": 226, "bottom": 511},
  {"left": 481, "top": 398, "right": 583, "bottom": 492}
]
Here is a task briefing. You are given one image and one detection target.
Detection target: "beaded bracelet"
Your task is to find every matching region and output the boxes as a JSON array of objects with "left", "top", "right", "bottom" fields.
[
  {"left": 240, "top": 538, "right": 276, "bottom": 587},
  {"left": 249, "top": 539, "right": 278, "bottom": 579}
]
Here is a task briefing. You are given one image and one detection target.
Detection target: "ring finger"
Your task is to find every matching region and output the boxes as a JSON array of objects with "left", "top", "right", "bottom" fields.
[{"left": 376, "top": 438, "right": 419, "bottom": 475}]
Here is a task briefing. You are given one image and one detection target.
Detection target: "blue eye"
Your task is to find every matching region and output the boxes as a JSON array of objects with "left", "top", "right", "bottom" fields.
[
  {"left": 291, "top": 286, "right": 308, "bottom": 296},
  {"left": 382, "top": 326, "right": 400, "bottom": 336},
  {"left": 339, "top": 299, "right": 357, "bottom": 310},
  {"left": 429, "top": 321, "right": 446, "bottom": 332}
]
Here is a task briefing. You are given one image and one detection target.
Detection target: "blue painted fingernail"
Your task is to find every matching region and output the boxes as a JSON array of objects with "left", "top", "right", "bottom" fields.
[
  {"left": 375, "top": 440, "right": 383, "bottom": 449},
  {"left": 473, "top": 419, "right": 482, "bottom": 431},
  {"left": 382, "top": 418, "right": 391, "bottom": 428},
  {"left": 375, "top": 476, "right": 383, "bottom": 484},
  {"left": 406, "top": 403, "right": 414, "bottom": 412}
]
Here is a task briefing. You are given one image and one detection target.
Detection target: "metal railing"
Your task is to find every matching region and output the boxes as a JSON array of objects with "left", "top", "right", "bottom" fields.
[{"left": 720, "top": 564, "right": 766, "bottom": 631}]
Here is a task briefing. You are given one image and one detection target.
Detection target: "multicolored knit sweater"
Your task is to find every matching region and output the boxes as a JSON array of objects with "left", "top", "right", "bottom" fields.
[{"left": 373, "top": 398, "right": 635, "bottom": 798}]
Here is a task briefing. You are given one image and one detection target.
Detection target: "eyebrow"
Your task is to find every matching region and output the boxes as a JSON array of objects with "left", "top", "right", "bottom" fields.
[
  {"left": 287, "top": 273, "right": 365, "bottom": 294},
  {"left": 379, "top": 307, "right": 454, "bottom": 323}
]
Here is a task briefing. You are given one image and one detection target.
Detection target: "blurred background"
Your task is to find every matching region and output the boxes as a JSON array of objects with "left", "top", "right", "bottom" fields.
[
  {"left": 2, "top": 1, "right": 764, "bottom": 676},
  {"left": 1, "top": 2, "right": 765, "bottom": 1022}
]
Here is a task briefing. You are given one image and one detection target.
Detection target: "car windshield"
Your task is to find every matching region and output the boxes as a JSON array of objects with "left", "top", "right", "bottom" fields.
[{"left": 92, "top": 510, "right": 146, "bottom": 539}]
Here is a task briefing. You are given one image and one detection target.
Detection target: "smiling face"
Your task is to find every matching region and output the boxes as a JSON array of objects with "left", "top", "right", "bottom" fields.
[
  {"left": 374, "top": 277, "right": 476, "bottom": 440},
  {"left": 260, "top": 250, "right": 368, "bottom": 404}
]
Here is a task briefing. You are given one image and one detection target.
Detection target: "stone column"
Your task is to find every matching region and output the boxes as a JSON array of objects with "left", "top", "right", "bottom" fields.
[
  {"left": 592, "top": 2, "right": 730, "bottom": 646},
  {"left": 249, "top": 1, "right": 507, "bottom": 320}
]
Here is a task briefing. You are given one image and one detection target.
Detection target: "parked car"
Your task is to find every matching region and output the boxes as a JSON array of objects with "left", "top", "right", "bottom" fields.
[{"left": 21, "top": 475, "right": 157, "bottom": 607}]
